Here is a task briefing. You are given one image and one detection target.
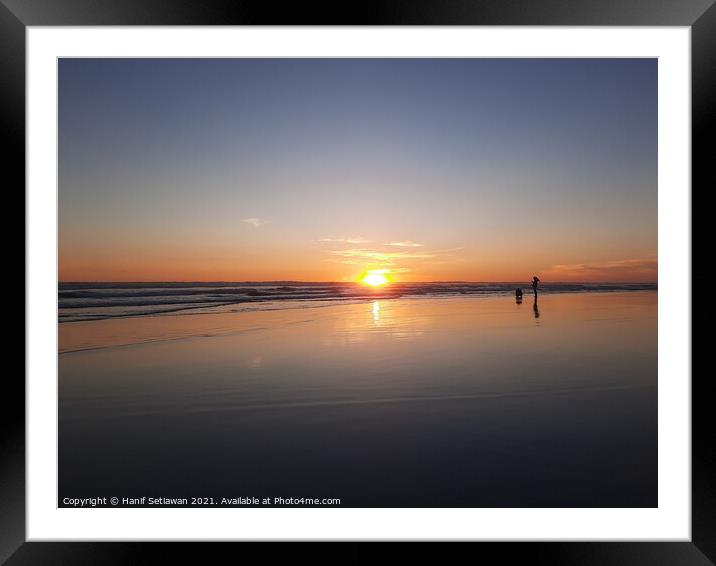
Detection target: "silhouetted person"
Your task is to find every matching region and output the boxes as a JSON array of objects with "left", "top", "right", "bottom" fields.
[
  {"left": 515, "top": 288, "right": 523, "bottom": 303},
  {"left": 533, "top": 295, "right": 540, "bottom": 319},
  {"left": 532, "top": 276, "right": 541, "bottom": 297}
]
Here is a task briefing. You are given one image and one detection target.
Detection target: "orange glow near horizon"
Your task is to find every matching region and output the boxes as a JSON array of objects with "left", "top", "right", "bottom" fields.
[
  {"left": 58, "top": 248, "right": 659, "bottom": 283},
  {"left": 58, "top": 238, "right": 658, "bottom": 284}
]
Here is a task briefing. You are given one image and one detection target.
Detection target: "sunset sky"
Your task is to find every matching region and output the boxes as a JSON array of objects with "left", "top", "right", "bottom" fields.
[{"left": 59, "top": 58, "right": 657, "bottom": 283}]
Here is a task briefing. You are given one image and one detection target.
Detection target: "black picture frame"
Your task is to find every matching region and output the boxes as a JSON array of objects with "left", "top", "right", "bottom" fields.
[{"left": 5, "top": 1, "right": 709, "bottom": 563}]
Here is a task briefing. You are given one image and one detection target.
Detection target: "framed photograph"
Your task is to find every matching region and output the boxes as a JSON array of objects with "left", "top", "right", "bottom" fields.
[{"left": 9, "top": 0, "right": 708, "bottom": 562}]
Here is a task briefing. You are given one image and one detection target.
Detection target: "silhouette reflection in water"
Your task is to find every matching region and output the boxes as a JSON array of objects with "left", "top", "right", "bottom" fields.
[{"left": 533, "top": 295, "right": 540, "bottom": 319}]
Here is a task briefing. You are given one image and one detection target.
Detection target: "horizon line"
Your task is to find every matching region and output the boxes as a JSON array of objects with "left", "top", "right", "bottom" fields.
[{"left": 58, "top": 280, "right": 658, "bottom": 285}]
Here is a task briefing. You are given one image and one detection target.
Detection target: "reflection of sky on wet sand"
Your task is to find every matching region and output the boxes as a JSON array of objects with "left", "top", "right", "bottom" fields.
[
  {"left": 325, "top": 299, "right": 436, "bottom": 345},
  {"left": 59, "top": 291, "right": 657, "bottom": 507}
]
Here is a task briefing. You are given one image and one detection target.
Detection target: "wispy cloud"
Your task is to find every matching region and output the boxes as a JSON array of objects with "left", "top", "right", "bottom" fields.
[
  {"left": 329, "top": 248, "right": 436, "bottom": 265},
  {"left": 241, "top": 217, "right": 266, "bottom": 228},
  {"left": 385, "top": 241, "right": 424, "bottom": 248},
  {"left": 365, "top": 267, "right": 412, "bottom": 274},
  {"left": 317, "top": 236, "right": 463, "bottom": 273},
  {"left": 546, "top": 257, "right": 657, "bottom": 279},
  {"left": 326, "top": 246, "right": 464, "bottom": 266},
  {"left": 317, "top": 236, "right": 372, "bottom": 244}
]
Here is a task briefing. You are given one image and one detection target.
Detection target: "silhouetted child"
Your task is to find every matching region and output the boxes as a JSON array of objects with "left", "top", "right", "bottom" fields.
[{"left": 515, "top": 288, "right": 523, "bottom": 299}]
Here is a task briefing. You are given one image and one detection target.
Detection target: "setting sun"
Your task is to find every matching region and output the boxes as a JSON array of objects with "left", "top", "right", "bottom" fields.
[{"left": 360, "top": 271, "right": 390, "bottom": 287}]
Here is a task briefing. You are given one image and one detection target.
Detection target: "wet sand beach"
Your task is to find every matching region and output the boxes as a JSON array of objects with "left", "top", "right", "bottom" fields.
[{"left": 59, "top": 291, "right": 657, "bottom": 507}]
